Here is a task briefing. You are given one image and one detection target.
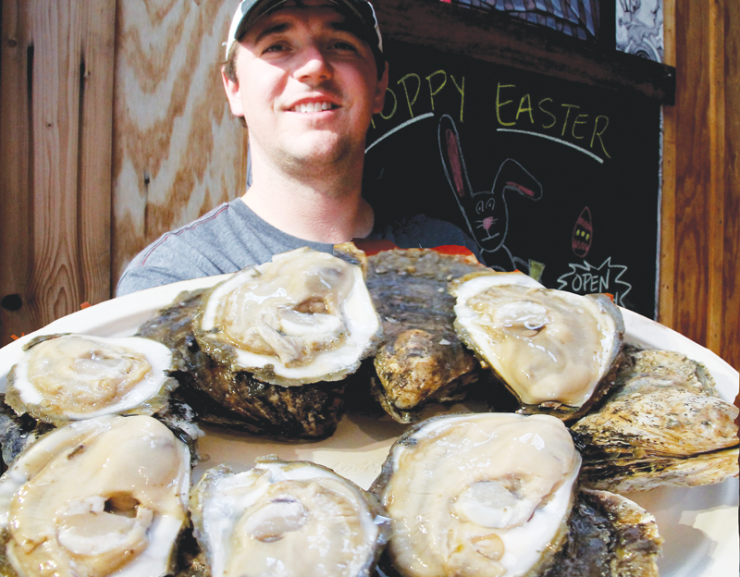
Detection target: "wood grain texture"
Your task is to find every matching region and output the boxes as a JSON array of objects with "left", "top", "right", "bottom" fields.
[
  {"left": 660, "top": 0, "right": 738, "bottom": 368},
  {"left": 722, "top": 0, "right": 739, "bottom": 371},
  {"left": 111, "top": 0, "right": 248, "bottom": 291},
  {"left": 0, "top": 0, "right": 115, "bottom": 347}
]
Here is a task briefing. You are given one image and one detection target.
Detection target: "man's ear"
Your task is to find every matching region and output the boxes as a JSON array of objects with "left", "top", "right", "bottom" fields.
[
  {"left": 372, "top": 61, "right": 389, "bottom": 115},
  {"left": 222, "top": 66, "right": 245, "bottom": 118}
]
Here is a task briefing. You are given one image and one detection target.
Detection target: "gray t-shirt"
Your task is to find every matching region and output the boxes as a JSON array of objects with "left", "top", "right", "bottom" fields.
[{"left": 116, "top": 199, "right": 480, "bottom": 296}]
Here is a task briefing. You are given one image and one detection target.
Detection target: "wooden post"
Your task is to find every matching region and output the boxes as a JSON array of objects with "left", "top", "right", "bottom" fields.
[
  {"left": 0, "top": 0, "right": 115, "bottom": 346},
  {"left": 660, "top": 0, "right": 739, "bottom": 368}
]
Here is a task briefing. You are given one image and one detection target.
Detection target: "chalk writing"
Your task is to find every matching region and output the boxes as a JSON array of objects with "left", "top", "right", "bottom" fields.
[
  {"left": 496, "top": 83, "right": 611, "bottom": 159},
  {"left": 372, "top": 69, "right": 466, "bottom": 129},
  {"left": 556, "top": 258, "right": 632, "bottom": 306}
]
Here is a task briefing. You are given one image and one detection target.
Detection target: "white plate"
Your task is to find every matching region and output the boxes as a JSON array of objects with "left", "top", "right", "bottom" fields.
[{"left": 0, "top": 275, "right": 738, "bottom": 576}]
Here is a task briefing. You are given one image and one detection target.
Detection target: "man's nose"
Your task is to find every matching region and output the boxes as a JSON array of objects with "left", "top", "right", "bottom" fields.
[{"left": 294, "top": 46, "right": 333, "bottom": 83}]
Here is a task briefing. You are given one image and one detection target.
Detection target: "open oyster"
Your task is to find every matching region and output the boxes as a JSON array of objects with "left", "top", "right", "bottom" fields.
[
  {"left": 371, "top": 413, "right": 581, "bottom": 577},
  {"left": 190, "top": 457, "right": 390, "bottom": 577},
  {"left": 449, "top": 271, "right": 624, "bottom": 420},
  {"left": 364, "top": 248, "right": 487, "bottom": 423},
  {"left": 0, "top": 414, "right": 191, "bottom": 577},
  {"left": 571, "top": 347, "right": 740, "bottom": 493},
  {"left": 196, "top": 247, "right": 381, "bottom": 387},
  {"left": 4, "top": 334, "right": 179, "bottom": 427},
  {"left": 137, "top": 247, "right": 382, "bottom": 440},
  {"left": 371, "top": 412, "right": 662, "bottom": 577}
]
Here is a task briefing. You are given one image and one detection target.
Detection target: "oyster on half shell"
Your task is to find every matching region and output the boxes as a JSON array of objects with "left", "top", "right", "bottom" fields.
[
  {"left": 4, "top": 334, "right": 179, "bottom": 427},
  {"left": 371, "top": 413, "right": 581, "bottom": 577},
  {"left": 195, "top": 247, "right": 382, "bottom": 387},
  {"left": 190, "top": 457, "right": 390, "bottom": 577},
  {"left": 0, "top": 415, "right": 190, "bottom": 577},
  {"left": 371, "top": 412, "right": 662, "bottom": 577},
  {"left": 450, "top": 271, "right": 624, "bottom": 420}
]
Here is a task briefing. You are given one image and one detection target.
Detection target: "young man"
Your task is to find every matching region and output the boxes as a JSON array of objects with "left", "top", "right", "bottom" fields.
[{"left": 116, "top": 0, "right": 478, "bottom": 296}]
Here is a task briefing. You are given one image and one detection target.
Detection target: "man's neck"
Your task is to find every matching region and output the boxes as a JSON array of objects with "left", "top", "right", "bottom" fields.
[{"left": 241, "top": 163, "right": 374, "bottom": 243}]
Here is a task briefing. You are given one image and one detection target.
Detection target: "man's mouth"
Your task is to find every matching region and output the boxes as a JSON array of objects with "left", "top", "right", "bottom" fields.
[{"left": 290, "top": 101, "right": 339, "bottom": 113}]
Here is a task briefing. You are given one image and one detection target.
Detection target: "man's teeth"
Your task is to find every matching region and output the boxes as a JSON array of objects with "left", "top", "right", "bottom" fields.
[{"left": 293, "top": 102, "right": 336, "bottom": 113}]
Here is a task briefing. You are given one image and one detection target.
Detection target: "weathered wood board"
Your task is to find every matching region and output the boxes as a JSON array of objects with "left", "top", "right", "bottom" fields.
[{"left": 0, "top": 0, "right": 115, "bottom": 345}]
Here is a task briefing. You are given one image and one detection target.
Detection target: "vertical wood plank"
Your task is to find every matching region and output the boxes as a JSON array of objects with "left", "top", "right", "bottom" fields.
[
  {"left": 78, "top": 0, "right": 116, "bottom": 311},
  {"left": 722, "top": 0, "right": 739, "bottom": 371},
  {"left": 111, "top": 0, "right": 247, "bottom": 291},
  {"left": 0, "top": 1, "right": 33, "bottom": 340},
  {"left": 658, "top": 0, "right": 676, "bottom": 330},
  {"left": 0, "top": 0, "right": 115, "bottom": 346},
  {"left": 662, "top": 0, "right": 738, "bottom": 368},
  {"left": 672, "top": 0, "right": 710, "bottom": 346},
  {"left": 27, "top": 1, "right": 84, "bottom": 327}
]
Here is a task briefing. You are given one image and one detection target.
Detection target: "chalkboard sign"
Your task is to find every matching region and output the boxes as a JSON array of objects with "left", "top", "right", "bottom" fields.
[{"left": 363, "top": 39, "right": 661, "bottom": 319}]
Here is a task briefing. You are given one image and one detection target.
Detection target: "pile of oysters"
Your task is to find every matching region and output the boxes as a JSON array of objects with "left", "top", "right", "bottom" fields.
[{"left": 0, "top": 244, "right": 736, "bottom": 577}]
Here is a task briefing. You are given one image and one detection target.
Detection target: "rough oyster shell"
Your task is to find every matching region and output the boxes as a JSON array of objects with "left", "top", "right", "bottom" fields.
[
  {"left": 364, "top": 248, "right": 487, "bottom": 423},
  {"left": 539, "top": 488, "right": 662, "bottom": 577},
  {"left": 195, "top": 247, "right": 382, "bottom": 387},
  {"left": 4, "top": 333, "right": 179, "bottom": 427},
  {"left": 571, "top": 348, "right": 740, "bottom": 493},
  {"left": 136, "top": 290, "right": 348, "bottom": 440},
  {"left": 190, "top": 457, "right": 390, "bottom": 577},
  {"left": 371, "top": 412, "right": 581, "bottom": 577},
  {"left": 449, "top": 271, "right": 624, "bottom": 420},
  {"left": 0, "top": 415, "right": 190, "bottom": 577}
]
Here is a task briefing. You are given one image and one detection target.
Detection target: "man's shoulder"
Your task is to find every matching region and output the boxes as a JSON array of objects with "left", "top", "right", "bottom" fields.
[{"left": 116, "top": 200, "right": 268, "bottom": 296}]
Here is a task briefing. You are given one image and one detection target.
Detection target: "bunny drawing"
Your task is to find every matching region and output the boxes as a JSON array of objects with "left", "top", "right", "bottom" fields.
[{"left": 438, "top": 114, "right": 543, "bottom": 273}]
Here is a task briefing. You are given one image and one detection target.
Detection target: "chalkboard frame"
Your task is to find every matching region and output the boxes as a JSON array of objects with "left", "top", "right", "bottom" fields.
[{"left": 373, "top": 0, "right": 675, "bottom": 105}]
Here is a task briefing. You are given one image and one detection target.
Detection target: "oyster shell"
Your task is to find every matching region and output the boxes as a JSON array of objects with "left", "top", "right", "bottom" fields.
[
  {"left": 196, "top": 247, "right": 382, "bottom": 387},
  {"left": 0, "top": 415, "right": 190, "bottom": 577},
  {"left": 190, "top": 457, "right": 390, "bottom": 577},
  {"left": 136, "top": 289, "right": 352, "bottom": 440},
  {"left": 371, "top": 412, "right": 663, "bottom": 577},
  {"left": 539, "top": 488, "right": 662, "bottom": 577},
  {"left": 371, "top": 412, "right": 581, "bottom": 577},
  {"left": 449, "top": 271, "right": 624, "bottom": 420},
  {"left": 4, "top": 333, "right": 179, "bottom": 427},
  {"left": 364, "top": 248, "right": 487, "bottom": 423},
  {"left": 571, "top": 348, "right": 740, "bottom": 493}
]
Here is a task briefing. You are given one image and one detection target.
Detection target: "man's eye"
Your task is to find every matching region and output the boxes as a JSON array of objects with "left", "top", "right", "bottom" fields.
[
  {"left": 263, "top": 44, "right": 287, "bottom": 53},
  {"left": 330, "top": 41, "right": 357, "bottom": 51}
]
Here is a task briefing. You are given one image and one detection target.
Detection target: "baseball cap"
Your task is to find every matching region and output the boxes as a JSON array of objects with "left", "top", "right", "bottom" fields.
[{"left": 224, "top": 0, "right": 383, "bottom": 59}]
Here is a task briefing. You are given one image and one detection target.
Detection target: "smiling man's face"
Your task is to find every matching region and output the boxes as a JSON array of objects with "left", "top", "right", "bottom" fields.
[{"left": 223, "top": 0, "right": 388, "bottom": 177}]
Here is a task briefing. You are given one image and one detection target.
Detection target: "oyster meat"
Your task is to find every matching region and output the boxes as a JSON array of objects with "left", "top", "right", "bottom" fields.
[
  {"left": 450, "top": 271, "right": 624, "bottom": 419},
  {"left": 4, "top": 334, "right": 179, "bottom": 426},
  {"left": 137, "top": 247, "right": 382, "bottom": 440},
  {"left": 0, "top": 414, "right": 191, "bottom": 577},
  {"left": 190, "top": 457, "right": 390, "bottom": 577},
  {"left": 371, "top": 413, "right": 581, "bottom": 577},
  {"left": 571, "top": 347, "right": 740, "bottom": 493},
  {"left": 364, "top": 248, "right": 487, "bottom": 423},
  {"left": 196, "top": 247, "right": 381, "bottom": 387},
  {"left": 371, "top": 412, "right": 662, "bottom": 577}
]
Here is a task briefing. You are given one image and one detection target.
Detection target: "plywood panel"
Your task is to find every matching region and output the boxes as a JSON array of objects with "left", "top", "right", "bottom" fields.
[
  {"left": 111, "top": 0, "right": 248, "bottom": 290},
  {"left": 0, "top": 0, "right": 114, "bottom": 347}
]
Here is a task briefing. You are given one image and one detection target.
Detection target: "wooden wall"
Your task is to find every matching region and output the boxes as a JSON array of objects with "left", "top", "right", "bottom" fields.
[
  {"left": 111, "top": 0, "right": 247, "bottom": 289},
  {"left": 0, "top": 0, "right": 115, "bottom": 342},
  {"left": 660, "top": 0, "right": 739, "bottom": 369},
  {"left": 0, "top": 0, "right": 737, "bottom": 371}
]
